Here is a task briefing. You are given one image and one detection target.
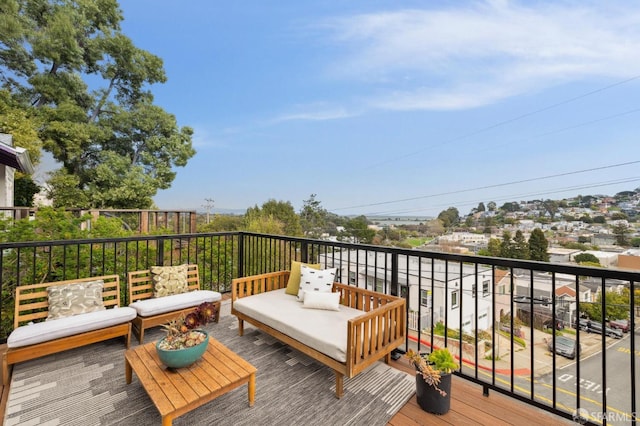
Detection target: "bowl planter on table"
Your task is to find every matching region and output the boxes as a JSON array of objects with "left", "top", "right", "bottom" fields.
[{"left": 156, "top": 330, "right": 209, "bottom": 368}]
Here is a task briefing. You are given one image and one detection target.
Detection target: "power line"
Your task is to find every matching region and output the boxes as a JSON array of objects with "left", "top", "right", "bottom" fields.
[
  {"left": 332, "top": 160, "right": 640, "bottom": 212},
  {"left": 362, "top": 74, "right": 640, "bottom": 171},
  {"left": 362, "top": 176, "right": 640, "bottom": 216}
]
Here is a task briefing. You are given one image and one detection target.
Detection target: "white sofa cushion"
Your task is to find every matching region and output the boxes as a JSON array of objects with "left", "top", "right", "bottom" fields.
[
  {"left": 7, "top": 306, "right": 137, "bottom": 349},
  {"left": 129, "top": 290, "right": 221, "bottom": 317},
  {"left": 233, "top": 288, "right": 363, "bottom": 363},
  {"left": 303, "top": 291, "right": 341, "bottom": 311}
]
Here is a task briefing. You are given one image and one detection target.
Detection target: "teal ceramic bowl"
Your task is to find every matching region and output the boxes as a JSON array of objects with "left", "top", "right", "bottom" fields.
[{"left": 156, "top": 330, "right": 209, "bottom": 368}]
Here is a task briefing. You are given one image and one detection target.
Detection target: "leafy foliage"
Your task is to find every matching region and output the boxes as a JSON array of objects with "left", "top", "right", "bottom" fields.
[
  {"left": 437, "top": 207, "right": 459, "bottom": 228},
  {"left": 300, "top": 194, "right": 328, "bottom": 238},
  {"left": 580, "top": 291, "right": 629, "bottom": 321},
  {"left": 528, "top": 228, "right": 549, "bottom": 261},
  {"left": 574, "top": 253, "right": 600, "bottom": 265},
  {"left": 246, "top": 199, "right": 302, "bottom": 236},
  {"left": 14, "top": 173, "right": 40, "bottom": 206},
  {"left": 1, "top": 0, "right": 195, "bottom": 208}
]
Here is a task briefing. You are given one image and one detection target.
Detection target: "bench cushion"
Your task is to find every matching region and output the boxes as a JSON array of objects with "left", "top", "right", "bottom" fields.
[
  {"left": 233, "top": 288, "right": 363, "bottom": 362},
  {"left": 129, "top": 290, "right": 222, "bottom": 317},
  {"left": 7, "top": 306, "right": 137, "bottom": 349}
]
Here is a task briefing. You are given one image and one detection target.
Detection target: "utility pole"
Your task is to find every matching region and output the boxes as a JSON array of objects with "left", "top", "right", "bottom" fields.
[{"left": 203, "top": 198, "right": 214, "bottom": 224}]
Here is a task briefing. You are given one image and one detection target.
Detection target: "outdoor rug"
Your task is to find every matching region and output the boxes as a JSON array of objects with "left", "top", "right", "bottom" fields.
[{"left": 4, "top": 315, "right": 415, "bottom": 425}]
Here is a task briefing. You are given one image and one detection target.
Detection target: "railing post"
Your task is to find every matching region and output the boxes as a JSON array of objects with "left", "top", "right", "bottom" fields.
[
  {"left": 238, "top": 232, "right": 245, "bottom": 278},
  {"left": 156, "top": 237, "right": 165, "bottom": 266},
  {"left": 301, "top": 241, "right": 308, "bottom": 263},
  {"left": 391, "top": 252, "right": 399, "bottom": 297}
]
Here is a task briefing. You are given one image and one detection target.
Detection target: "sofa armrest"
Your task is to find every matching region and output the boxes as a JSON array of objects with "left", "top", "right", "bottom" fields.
[
  {"left": 232, "top": 271, "right": 291, "bottom": 302},
  {"left": 339, "top": 284, "right": 406, "bottom": 376}
]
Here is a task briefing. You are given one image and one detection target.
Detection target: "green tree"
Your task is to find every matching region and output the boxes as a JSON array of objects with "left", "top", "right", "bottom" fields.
[
  {"left": 610, "top": 212, "right": 628, "bottom": 221},
  {"left": 499, "top": 231, "right": 514, "bottom": 258},
  {"left": 198, "top": 214, "right": 244, "bottom": 232},
  {"left": 477, "top": 202, "right": 485, "bottom": 212},
  {"left": 512, "top": 230, "right": 529, "bottom": 259},
  {"left": 1, "top": 0, "right": 195, "bottom": 208},
  {"left": 528, "top": 228, "right": 549, "bottom": 262},
  {"left": 593, "top": 216, "right": 606, "bottom": 224},
  {"left": 299, "top": 194, "right": 327, "bottom": 238},
  {"left": 581, "top": 291, "right": 628, "bottom": 322},
  {"left": 339, "top": 215, "right": 375, "bottom": 243},
  {"left": 245, "top": 199, "right": 302, "bottom": 236},
  {"left": 14, "top": 174, "right": 40, "bottom": 206},
  {"left": 574, "top": 253, "right": 600, "bottom": 265},
  {"left": 500, "top": 202, "right": 519, "bottom": 212},
  {"left": 612, "top": 223, "right": 630, "bottom": 246},
  {"left": 437, "top": 207, "right": 459, "bottom": 228},
  {"left": 486, "top": 238, "right": 501, "bottom": 257},
  {"left": 0, "top": 90, "right": 42, "bottom": 164},
  {"left": 487, "top": 201, "right": 497, "bottom": 212}
]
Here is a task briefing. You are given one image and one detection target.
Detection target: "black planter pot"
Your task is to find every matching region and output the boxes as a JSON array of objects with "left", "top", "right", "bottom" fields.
[{"left": 415, "top": 372, "right": 452, "bottom": 415}]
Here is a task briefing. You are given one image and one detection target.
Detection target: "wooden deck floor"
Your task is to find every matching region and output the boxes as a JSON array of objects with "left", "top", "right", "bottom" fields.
[
  {"left": 0, "top": 342, "right": 574, "bottom": 425},
  {"left": 387, "top": 357, "right": 574, "bottom": 426}
]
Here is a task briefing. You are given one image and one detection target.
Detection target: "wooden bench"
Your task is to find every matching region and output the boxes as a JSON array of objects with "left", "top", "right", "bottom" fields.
[
  {"left": 2, "top": 275, "right": 136, "bottom": 385},
  {"left": 127, "top": 264, "right": 221, "bottom": 344},
  {"left": 231, "top": 270, "right": 406, "bottom": 398}
]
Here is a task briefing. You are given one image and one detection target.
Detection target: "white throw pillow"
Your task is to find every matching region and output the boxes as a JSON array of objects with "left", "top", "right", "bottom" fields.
[
  {"left": 302, "top": 291, "right": 341, "bottom": 311},
  {"left": 298, "top": 265, "right": 336, "bottom": 301}
]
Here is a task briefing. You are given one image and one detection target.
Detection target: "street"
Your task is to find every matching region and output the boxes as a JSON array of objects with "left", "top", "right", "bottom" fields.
[{"left": 525, "top": 331, "right": 636, "bottom": 424}]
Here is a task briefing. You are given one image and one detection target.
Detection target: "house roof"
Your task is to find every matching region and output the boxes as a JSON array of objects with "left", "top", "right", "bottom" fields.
[
  {"left": 555, "top": 285, "right": 576, "bottom": 298},
  {"left": 0, "top": 141, "right": 34, "bottom": 174}
]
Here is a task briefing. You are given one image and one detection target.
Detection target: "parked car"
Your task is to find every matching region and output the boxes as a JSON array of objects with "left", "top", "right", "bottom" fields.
[
  {"left": 587, "top": 320, "right": 623, "bottom": 338},
  {"left": 547, "top": 335, "right": 580, "bottom": 359},
  {"left": 573, "top": 318, "right": 623, "bottom": 338},
  {"left": 609, "top": 319, "right": 630, "bottom": 333}
]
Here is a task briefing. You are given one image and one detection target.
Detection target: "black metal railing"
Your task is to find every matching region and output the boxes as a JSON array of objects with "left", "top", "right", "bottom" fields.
[{"left": 1, "top": 231, "right": 638, "bottom": 425}]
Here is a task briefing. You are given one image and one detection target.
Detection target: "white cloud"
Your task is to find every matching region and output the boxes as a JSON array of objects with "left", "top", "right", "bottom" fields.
[
  {"left": 320, "top": 1, "right": 640, "bottom": 111},
  {"left": 270, "top": 104, "right": 357, "bottom": 123},
  {"left": 190, "top": 126, "right": 228, "bottom": 149}
]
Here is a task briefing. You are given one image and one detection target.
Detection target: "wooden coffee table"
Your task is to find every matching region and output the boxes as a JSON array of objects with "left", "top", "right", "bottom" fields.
[{"left": 125, "top": 337, "right": 257, "bottom": 426}]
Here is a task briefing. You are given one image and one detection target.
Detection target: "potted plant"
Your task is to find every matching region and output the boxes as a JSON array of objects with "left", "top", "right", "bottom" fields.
[
  {"left": 156, "top": 301, "right": 219, "bottom": 368},
  {"left": 406, "top": 347, "right": 458, "bottom": 415}
]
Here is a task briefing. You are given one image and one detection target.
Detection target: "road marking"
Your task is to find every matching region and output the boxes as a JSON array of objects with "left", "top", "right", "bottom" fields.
[{"left": 474, "top": 364, "right": 628, "bottom": 421}]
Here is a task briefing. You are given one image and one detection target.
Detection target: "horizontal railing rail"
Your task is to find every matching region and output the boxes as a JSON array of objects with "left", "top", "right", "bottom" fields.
[{"left": 1, "top": 230, "right": 637, "bottom": 425}]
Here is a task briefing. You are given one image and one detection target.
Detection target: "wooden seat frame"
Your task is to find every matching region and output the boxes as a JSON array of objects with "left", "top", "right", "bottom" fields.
[
  {"left": 231, "top": 270, "right": 406, "bottom": 398},
  {"left": 127, "top": 264, "right": 221, "bottom": 344},
  {"left": 2, "top": 275, "right": 131, "bottom": 385}
]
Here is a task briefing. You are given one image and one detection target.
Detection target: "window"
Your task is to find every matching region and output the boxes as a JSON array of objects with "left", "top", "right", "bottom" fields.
[
  {"left": 421, "top": 290, "right": 432, "bottom": 308},
  {"left": 348, "top": 271, "right": 356, "bottom": 285},
  {"left": 483, "top": 280, "right": 490, "bottom": 297},
  {"left": 472, "top": 284, "right": 476, "bottom": 298},
  {"left": 375, "top": 278, "right": 384, "bottom": 293},
  {"left": 451, "top": 290, "right": 459, "bottom": 309}
]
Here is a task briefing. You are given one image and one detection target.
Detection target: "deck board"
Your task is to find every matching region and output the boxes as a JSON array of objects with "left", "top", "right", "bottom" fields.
[
  {"left": 387, "top": 357, "right": 574, "bottom": 425},
  {"left": 0, "top": 330, "right": 573, "bottom": 426}
]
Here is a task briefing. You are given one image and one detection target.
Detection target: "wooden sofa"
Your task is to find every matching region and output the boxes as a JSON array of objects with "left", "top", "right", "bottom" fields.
[
  {"left": 231, "top": 270, "right": 406, "bottom": 398},
  {"left": 2, "top": 275, "right": 136, "bottom": 385},
  {"left": 127, "top": 264, "right": 221, "bottom": 343}
]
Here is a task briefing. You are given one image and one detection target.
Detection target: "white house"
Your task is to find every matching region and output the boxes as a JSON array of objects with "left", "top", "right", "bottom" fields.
[
  {"left": 0, "top": 134, "right": 34, "bottom": 210},
  {"left": 320, "top": 250, "right": 494, "bottom": 333}
]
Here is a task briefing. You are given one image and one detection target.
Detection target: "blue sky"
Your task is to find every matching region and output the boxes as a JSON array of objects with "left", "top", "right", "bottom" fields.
[{"left": 113, "top": 0, "right": 640, "bottom": 217}]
